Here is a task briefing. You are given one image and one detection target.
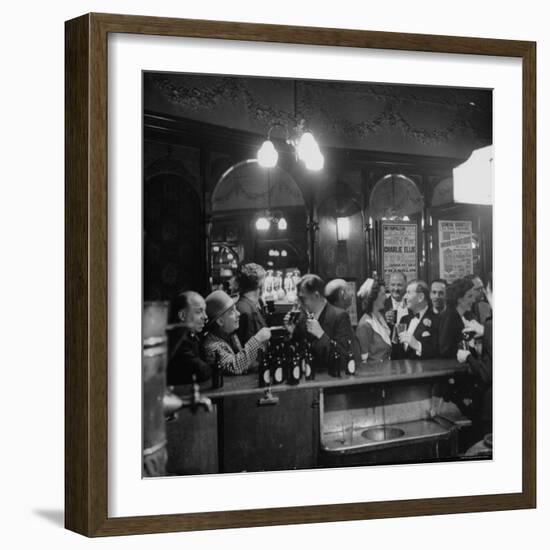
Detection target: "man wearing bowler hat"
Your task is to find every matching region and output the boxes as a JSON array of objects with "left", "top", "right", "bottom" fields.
[{"left": 202, "top": 290, "right": 271, "bottom": 375}]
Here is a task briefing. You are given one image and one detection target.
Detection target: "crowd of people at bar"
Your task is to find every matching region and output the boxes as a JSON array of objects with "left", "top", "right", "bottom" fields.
[{"left": 165, "top": 264, "right": 493, "bottom": 439}]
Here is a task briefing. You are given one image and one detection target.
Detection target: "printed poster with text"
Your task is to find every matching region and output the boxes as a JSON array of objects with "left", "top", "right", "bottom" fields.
[
  {"left": 438, "top": 220, "right": 473, "bottom": 283},
  {"left": 382, "top": 222, "right": 418, "bottom": 286}
]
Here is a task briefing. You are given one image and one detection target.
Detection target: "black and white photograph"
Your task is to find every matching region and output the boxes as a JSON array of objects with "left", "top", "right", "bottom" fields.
[{"left": 142, "top": 72, "right": 494, "bottom": 477}]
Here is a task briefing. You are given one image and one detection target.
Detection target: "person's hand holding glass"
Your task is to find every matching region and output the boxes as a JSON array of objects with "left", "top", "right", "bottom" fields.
[
  {"left": 398, "top": 324, "right": 420, "bottom": 351},
  {"left": 284, "top": 302, "right": 301, "bottom": 335}
]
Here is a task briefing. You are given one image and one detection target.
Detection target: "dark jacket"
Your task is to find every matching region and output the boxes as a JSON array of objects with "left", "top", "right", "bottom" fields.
[
  {"left": 466, "top": 318, "right": 492, "bottom": 385},
  {"left": 394, "top": 307, "right": 440, "bottom": 360},
  {"left": 236, "top": 295, "right": 267, "bottom": 345},
  {"left": 438, "top": 308, "right": 466, "bottom": 358},
  {"left": 466, "top": 318, "right": 493, "bottom": 436},
  {"left": 293, "top": 302, "right": 355, "bottom": 369},
  {"left": 383, "top": 296, "right": 394, "bottom": 313},
  {"left": 166, "top": 326, "right": 211, "bottom": 385}
]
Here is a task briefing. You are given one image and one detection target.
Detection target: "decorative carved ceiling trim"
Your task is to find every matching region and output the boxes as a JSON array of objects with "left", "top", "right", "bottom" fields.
[{"left": 151, "top": 75, "right": 491, "bottom": 147}]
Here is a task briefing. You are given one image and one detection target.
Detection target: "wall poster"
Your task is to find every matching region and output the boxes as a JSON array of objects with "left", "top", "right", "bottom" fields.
[
  {"left": 381, "top": 222, "right": 418, "bottom": 285},
  {"left": 438, "top": 220, "right": 474, "bottom": 283}
]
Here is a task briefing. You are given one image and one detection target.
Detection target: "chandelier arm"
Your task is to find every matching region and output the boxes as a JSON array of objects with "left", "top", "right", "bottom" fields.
[{"left": 266, "top": 122, "right": 290, "bottom": 142}]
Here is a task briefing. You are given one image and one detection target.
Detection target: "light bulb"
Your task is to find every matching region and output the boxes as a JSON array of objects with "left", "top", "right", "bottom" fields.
[
  {"left": 281, "top": 250, "right": 288, "bottom": 257},
  {"left": 297, "top": 132, "right": 316, "bottom": 162},
  {"left": 257, "top": 140, "right": 278, "bottom": 168},
  {"left": 255, "top": 217, "right": 270, "bottom": 231},
  {"left": 305, "top": 151, "right": 324, "bottom": 171},
  {"left": 277, "top": 217, "right": 287, "bottom": 230}
]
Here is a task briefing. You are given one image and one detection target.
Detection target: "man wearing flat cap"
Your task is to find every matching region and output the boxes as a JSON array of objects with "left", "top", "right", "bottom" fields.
[{"left": 202, "top": 290, "right": 271, "bottom": 375}]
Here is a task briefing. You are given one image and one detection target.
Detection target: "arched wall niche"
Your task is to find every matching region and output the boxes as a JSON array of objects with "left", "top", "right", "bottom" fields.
[
  {"left": 209, "top": 160, "right": 309, "bottom": 288},
  {"left": 369, "top": 173, "right": 423, "bottom": 219},
  {"left": 143, "top": 172, "right": 205, "bottom": 301}
]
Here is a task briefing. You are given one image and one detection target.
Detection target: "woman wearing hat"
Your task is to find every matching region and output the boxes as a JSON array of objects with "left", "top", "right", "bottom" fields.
[
  {"left": 202, "top": 290, "right": 271, "bottom": 375},
  {"left": 355, "top": 278, "right": 392, "bottom": 363}
]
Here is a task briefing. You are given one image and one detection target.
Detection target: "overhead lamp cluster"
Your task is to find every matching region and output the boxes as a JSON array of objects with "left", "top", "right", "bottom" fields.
[
  {"left": 255, "top": 210, "right": 287, "bottom": 232},
  {"left": 257, "top": 119, "right": 324, "bottom": 172},
  {"left": 268, "top": 249, "right": 288, "bottom": 258}
]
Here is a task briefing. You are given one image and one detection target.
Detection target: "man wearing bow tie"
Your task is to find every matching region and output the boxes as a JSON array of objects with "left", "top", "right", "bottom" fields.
[{"left": 396, "top": 280, "right": 440, "bottom": 359}]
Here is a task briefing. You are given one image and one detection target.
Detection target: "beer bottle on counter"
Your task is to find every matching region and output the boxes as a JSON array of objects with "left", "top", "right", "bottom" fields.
[
  {"left": 328, "top": 340, "right": 342, "bottom": 378},
  {"left": 302, "top": 339, "right": 315, "bottom": 380},
  {"left": 287, "top": 343, "right": 301, "bottom": 385},
  {"left": 259, "top": 346, "right": 272, "bottom": 387},
  {"left": 211, "top": 350, "right": 224, "bottom": 389},
  {"left": 272, "top": 344, "right": 285, "bottom": 385},
  {"left": 344, "top": 339, "right": 356, "bottom": 376}
]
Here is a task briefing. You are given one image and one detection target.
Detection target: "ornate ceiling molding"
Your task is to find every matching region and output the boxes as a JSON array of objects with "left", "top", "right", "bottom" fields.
[{"left": 151, "top": 75, "right": 491, "bottom": 147}]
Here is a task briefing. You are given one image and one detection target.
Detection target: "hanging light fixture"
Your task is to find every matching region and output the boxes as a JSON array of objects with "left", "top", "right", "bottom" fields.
[
  {"left": 257, "top": 139, "right": 278, "bottom": 168},
  {"left": 258, "top": 121, "right": 324, "bottom": 171},
  {"left": 257, "top": 81, "right": 324, "bottom": 171},
  {"left": 255, "top": 211, "right": 287, "bottom": 232},
  {"left": 254, "top": 167, "right": 287, "bottom": 233},
  {"left": 255, "top": 215, "right": 270, "bottom": 231}
]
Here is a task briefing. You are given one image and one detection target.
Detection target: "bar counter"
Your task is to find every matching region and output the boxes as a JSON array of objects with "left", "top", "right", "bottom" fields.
[
  {"left": 166, "top": 358, "right": 474, "bottom": 476},
  {"left": 173, "top": 358, "right": 467, "bottom": 399}
]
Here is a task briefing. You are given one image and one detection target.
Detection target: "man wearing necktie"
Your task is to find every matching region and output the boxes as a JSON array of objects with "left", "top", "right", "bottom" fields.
[{"left": 396, "top": 280, "right": 440, "bottom": 359}]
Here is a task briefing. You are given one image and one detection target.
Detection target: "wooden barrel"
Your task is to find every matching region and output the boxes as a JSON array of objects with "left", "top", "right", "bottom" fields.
[{"left": 142, "top": 301, "right": 169, "bottom": 477}]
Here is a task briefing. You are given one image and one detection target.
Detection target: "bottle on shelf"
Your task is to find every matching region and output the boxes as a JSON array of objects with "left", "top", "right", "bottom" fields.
[
  {"left": 262, "top": 270, "right": 274, "bottom": 302},
  {"left": 344, "top": 339, "right": 356, "bottom": 376},
  {"left": 271, "top": 344, "right": 285, "bottom": 385},
  {"left": 328, "top": 340, "right": 343, "bottom": 378},
  {"left": 274, "top": 271, "right": 285, "bottom": 301},
  {"left": 287, "top": 343, "right": 301, "bottom": 385},
  {"left": 259, "top": 346, "right": 272, "bottom": 388},
  {"left": 302, "top": 338, "right": 315, "bottom": 381},
  {"left": 284, "top": 271, "right": 296, "bottom": 302}
]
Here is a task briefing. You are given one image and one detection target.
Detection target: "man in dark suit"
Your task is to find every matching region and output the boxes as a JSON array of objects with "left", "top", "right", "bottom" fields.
[
  {"left": 395, "top": 280, "right": 439, "bottom": 359},
  {"left": 324, "top": 278, "right": 361, "bottom": 365},
  {"left": 286, "top": 274, "right": 355, "bottom": 371},
  {"left": 430, "top": 278, "right": 447, "bottom": 315},
  {"left": 166, "top": 291, "right": 211, "bottom": 385}
]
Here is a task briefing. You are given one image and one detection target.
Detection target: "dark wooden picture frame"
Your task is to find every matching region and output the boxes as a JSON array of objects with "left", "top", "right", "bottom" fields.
[{"left": 65, "top": 12, "right": 536, "bottom": 537}]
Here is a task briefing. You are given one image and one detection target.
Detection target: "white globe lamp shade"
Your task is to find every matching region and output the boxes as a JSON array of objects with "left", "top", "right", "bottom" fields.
[{"left": 257, "top": 140, "right": 278, "bottom": 168}]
